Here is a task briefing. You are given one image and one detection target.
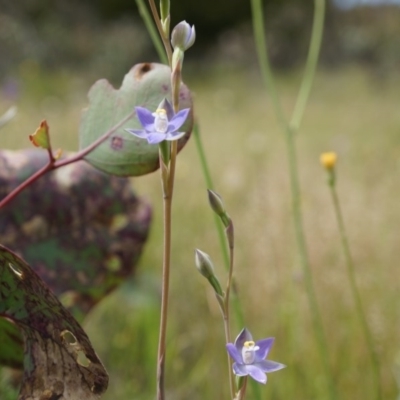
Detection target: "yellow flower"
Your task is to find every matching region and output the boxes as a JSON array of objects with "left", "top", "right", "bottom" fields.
[{"left": 320, "top": 152, "right": 337, "bottom": 169}]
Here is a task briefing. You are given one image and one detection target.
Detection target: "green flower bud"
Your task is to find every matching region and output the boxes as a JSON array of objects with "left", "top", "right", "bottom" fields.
[
  {"left": 207, "top": 189, "right": 225, "bottom": 216},
  {"left": 194, "top": 249, "right": 223, "bottom": 296},
  {"left": 195, "top": 249, "right": 215, "bottom": 280}
]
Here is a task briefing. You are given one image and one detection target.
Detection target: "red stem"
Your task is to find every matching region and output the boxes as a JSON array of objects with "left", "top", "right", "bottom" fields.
[{"left": 0, "top": 110, "right": 135, "bottom": 210}]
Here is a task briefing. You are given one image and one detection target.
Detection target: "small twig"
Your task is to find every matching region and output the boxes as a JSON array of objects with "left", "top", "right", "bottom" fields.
[{"left": 0, "top": 110, "right": 135, "bottom": 209}]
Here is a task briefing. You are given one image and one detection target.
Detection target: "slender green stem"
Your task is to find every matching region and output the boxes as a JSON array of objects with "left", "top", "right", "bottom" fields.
[
  {"left": 290, "top": 0, "right": 325, "bottom": 131},
  {"left": 147, "top": 0, "right": 172, "bottom": 64},
  {"left": 250, "top": 0, "right": 286, "bottom": 128},
  {"left": 156, "top": 141, "right": 178, "bottom": 400},
  {"left": 192, "top": 123, "right": 245, "bottom": 325},
  {"left": 223, "top": 223, "right": 235, "bottom": 398},
  {"left": 284, "top": 128, "right": 336, "bottom": 400},
  {"left": 223, "top": 311, "right": 235, "bottom": 399},
  {"left": 192, "top": 123, "right": 229, "bottom": 267},
  {"left": 156, "top": 169, "right": 172, "bottom": 400},
  {"left": 250, "top": 0, "right": 337, "bottom": 398},
  {"left": 136, "top": 0, "right": 168, "bottom": 64},
  {"left": 237, "top": 377, "right": 248, "bottom": 400},
  {"left": 329, "top": 180, "right": 382, "bottom": 400}
]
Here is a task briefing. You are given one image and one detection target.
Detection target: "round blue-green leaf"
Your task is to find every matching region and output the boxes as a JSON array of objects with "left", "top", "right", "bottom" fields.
[{"left": 79, "top": 63, "right": 193, "bottom": 177}]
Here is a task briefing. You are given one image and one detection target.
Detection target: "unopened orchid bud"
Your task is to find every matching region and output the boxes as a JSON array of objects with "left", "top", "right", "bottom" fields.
[
  {"left": 171, "top": 21, "right": 195, "bottom": 51},
  {"left": 207, "top": 189, "right": 225, "bottom": 216},
  {"left": 207, "top": 189, "right": 231, "bottom": 227},
  {"left": 194, "top": 249, "right": 223, "bottom": 296},
  {"left": 195, "top": 249, "right": 215, "bottom": 280}
]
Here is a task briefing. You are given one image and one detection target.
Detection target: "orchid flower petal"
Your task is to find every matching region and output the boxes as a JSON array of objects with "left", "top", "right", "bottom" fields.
[
  {"left": 226, "top": 343, "right": 242, "bottom": 365},
  {"left": 255, "top": 360, "right": 286, "bottom": 373},
  {"left": 126, "top": 129, "right": 148, "bottom": 139},
  {"left": 234, "top": 328, "right": 253, "bottom": 354},
  {"left": 135, "top": 106, "right": 155, "bottom": 129},
  {"left": 232, "top": 363, "right": 249, "bottom": 377},
  {"left": 147, "top": 132, "right": 167, "bottom": 144},
  {"left": 226, "top": 328, "right": 285, "bottom": 385},
  {"left": 165, "top": 130, "right": 186, "bottom": 141},
  {"left": 159, "top": 98, "right": 175, "bottom": 121},
  {"left": 126, "top": 101, "right": 191, "bottom": 143},
  {"left": 255, "top": 338, "right": 274, "bottom": 361},
  {"left": 167, "top": 108, "right": 190, "bottom": 132},
  {"left": 246, "top": 365, "right": 267, "bottom": 384}
]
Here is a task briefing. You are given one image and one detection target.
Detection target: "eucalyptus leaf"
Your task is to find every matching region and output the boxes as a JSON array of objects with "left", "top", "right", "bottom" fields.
[{"left": 79, "top": 62, "right": 194, "bottom": 176}]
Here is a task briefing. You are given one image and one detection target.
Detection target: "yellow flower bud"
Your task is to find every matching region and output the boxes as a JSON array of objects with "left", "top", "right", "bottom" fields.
[{"left": 320, "top": 152, "right": 337, "bottom": 170}]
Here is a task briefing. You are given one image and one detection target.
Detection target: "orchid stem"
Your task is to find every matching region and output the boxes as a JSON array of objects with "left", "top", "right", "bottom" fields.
[
  {"left": 238, "top": 377, "right": 248, "bottom": 400},
  {"left": 147, "top": 0, "right": 172, "bottom": 64},
  {"left": 192, "top": 122, "right": 245, "bottom": 327},
  {"left": 223, "top": 222, "right": 235, "bottom": 398},
  {"left": 156, "top": 154, "right": 174, "bottom": 400}
]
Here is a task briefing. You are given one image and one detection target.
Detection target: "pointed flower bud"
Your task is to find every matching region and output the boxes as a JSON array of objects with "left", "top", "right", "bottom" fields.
[
  {"left": 194, "top": 249, "right": 223, "bottom": 296},
  {"left": 207, "top": 189, "right": 231, "bottom": 227},
  {"left": 171, "top": 21, "right": 195, "bottom": 51},
  {"left": 207, "top": 189, "right": 226, "bottom": 216},
  {"left": 195, "top": 249, "right": 215, "bottom": 280}
]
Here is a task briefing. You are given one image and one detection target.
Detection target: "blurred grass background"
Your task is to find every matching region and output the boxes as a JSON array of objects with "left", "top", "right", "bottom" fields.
[{"left": 1, "top": 1, "right": 400, "bottom": 399}]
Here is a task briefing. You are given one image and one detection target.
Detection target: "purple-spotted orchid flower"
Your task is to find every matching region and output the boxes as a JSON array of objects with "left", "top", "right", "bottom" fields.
[
  {"left": 126, "top": 99, "right": 190, "bottom": 145},
  {"left": 226, "top": 328, "right": 285, "bottom": 384}
]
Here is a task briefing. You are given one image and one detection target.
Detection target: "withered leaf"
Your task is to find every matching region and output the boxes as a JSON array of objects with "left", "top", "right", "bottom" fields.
[
  {"left": 0, "top": 149, "right": 152, "bottom": 369},
  {"left": 0, "top": 245, "right": 108, "bottom": 399}
]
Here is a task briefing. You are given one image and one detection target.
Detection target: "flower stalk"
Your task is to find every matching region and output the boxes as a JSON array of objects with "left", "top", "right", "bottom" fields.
[
  {"left": 128, "top": 15, "right": 195, "bottom": 400},
  {"left": 323, "top": 154, "right": 382, "bottom": 400}
]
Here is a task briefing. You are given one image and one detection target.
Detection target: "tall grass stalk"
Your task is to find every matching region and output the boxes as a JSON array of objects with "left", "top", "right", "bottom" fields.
[
  {"left": 250, "top": 0, "right": 338, "bottom": 398},
  {"left": 327, "top": 168, "right": 382, "bottom": 400}
]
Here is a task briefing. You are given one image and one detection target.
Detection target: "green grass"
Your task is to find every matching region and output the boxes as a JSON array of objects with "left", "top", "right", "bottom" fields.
[{"left": 1, "top": 64, "right": 400, "bottom": 399}]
